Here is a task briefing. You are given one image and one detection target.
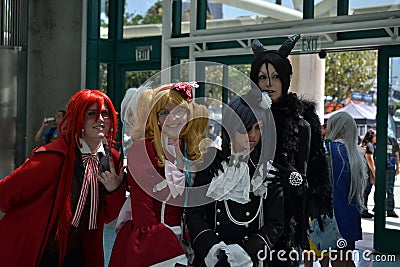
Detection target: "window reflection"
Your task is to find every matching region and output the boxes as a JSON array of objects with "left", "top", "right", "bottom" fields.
[
  {"left": 206, "top": 1, "right": 302, "bottom": 30},
  {"left": 125, "top": 70, "right": 159, "bottom": 89},
  {"left": 99, "top": 63, "right": 109, "bottom": 93},
  {"left": 350, "top": 0, "right": 400, "bottom": 15},
  {"left": 100, "top": 0, "right": 109, "bottom": 39},
  {"left": 118, "top": 1, "right": 400, "bottom": 38},
  {"left": 123, "top": 0, "right": 162, "bottom": 39}
]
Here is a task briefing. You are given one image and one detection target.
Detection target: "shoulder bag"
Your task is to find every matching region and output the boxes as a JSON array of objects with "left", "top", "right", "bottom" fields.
[{"left": 307, "top": 140, "right": 343, "bottom": 251}]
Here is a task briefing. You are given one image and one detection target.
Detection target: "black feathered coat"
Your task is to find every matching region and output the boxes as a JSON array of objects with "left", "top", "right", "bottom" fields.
[{"left": 270, "top": 93, "right": 332, "bottom": 266}]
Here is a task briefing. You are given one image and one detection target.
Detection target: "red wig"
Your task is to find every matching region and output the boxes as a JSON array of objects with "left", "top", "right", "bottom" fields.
[{"left": 60, "top": 89, "right": 118, "bottom": 147}]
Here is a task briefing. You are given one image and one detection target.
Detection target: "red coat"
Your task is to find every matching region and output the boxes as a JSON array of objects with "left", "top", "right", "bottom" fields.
[{"left": 0, "top": 137, "right": 126, "bottom": 267}]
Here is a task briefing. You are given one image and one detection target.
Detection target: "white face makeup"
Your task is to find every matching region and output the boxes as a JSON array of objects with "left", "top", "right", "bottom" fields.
[
  {"left": 158, "top": 102, "right": 188, "bottom": 141},
  {"left": 82, "top": 103, "right": 111, "bottom": 149},
  {"left": 233, "top": 121, "right": 262, "bottom": 152},
  {"left": 257, "top": 63, "right": 283, "bottom": 103}
]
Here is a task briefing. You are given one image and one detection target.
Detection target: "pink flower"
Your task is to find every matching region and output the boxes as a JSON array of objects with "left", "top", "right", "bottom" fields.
[{"left": 172, "top": 81, "right": 198, "bottom": 102}]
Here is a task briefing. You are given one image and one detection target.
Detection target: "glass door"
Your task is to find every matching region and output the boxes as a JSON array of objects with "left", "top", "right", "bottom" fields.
[{"left": 374, "top": 45, "right": 400, "bottom": 253}]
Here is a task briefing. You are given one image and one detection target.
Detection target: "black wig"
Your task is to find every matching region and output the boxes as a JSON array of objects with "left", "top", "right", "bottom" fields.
[{"left": 250, "top": 35, "right": 300, "bottom": 98}]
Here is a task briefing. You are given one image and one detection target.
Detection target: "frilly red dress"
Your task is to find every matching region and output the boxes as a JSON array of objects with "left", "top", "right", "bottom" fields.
[{"left": 109, "top": 140, "right": 188, "bottom": 267}]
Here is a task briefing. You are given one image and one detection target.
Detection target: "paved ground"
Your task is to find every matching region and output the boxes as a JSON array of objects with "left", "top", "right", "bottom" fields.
[{"left": 104, "top": 221, "right": 117, "bottom": 266}]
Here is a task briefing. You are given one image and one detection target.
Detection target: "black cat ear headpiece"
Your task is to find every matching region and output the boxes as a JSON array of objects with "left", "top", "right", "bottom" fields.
[
  {"left": 251, "top": 39, "right": 268, "bottom": 58},
  {"left": 251, "top": 34, "right": 301, "bottom": 58}
]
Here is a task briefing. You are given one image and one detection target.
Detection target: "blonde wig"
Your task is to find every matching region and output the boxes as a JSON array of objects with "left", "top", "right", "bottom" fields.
[
  {"left": 185, "top": 102, "right": 209, "bottom": 162},
  {"left": 145, "top": 84, "right": 205, "bottom": 167}
]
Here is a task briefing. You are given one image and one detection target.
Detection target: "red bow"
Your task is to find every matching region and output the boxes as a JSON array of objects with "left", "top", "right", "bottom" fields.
[{"left": 172, "top": 82, "right": 198, "bottom": 102}]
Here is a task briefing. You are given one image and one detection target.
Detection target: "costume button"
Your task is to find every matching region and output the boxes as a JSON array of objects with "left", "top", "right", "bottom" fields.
[
  {"left": 217, "top": 209, "right": 221, "bottom": 213},
  {"left": 245, "top": 224, "right": 249, "bottom": 228},
  {"left": 216, "top": 221, "right": 220, "bottom": 226},
  {"left": 245, "top": 212, "right": 250, "bottom": 216},
  {"left": 244, "top": 236, "right": 249, "bottom": 240},
  {"left": 216, "top": 232, "right": 219, "bottom": 236}
]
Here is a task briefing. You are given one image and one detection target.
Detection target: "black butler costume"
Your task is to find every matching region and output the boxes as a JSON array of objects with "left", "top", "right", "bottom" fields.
[{"left": 186, "top": 90, "right": 284, "bottom": 267}]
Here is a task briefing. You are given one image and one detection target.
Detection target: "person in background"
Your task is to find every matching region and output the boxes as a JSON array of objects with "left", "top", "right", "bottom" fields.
[
  {"left": 250, "top": 35, "right": 332, "bottom": 266},
  {"left": 34, "top": 109, "right": 66, "bottom": 144},
  {"left": 208, "top": 125, "right": 217, "bottom": 140},
  {"left": 0, "top": 89, "right": 126, "bottom": 267},
  {"left": 186, "top": 89, "right": 283, "bottom": 267},
  {"left": 361, "top": 129, "right": 376, "bottom": 218},
  {"left": 214, "top": 130, "right": 222, "bottom": 150},
  {"left": 109, "top": 82, "right": 208, "bottom": 267},
  {"left": 325, "top": 112, "right": 366, "bottom": 266}
]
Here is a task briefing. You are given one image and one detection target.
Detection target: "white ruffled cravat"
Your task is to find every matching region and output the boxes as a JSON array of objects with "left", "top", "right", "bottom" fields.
[
  {"left": 153, "top": 159, "right": 186, "bottom": 198},
  {"left": 206, "top": 153, "right": 274, "bottom": 203},
  {"left": 206, "top": 159, "right": 251, "bottom": 204}
]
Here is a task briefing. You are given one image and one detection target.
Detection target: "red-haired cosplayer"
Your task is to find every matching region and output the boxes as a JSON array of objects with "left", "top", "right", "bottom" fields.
[
  {"left": 109, "top": 82, "right": 208, "bottom": 267},
  {"left": 0, "top": 89, "right": 126, "bottom": 267}
]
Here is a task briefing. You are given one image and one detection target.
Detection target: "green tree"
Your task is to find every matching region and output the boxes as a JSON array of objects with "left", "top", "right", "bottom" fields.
[
  {"left": 124, "top": 0, "right": 163, "bottom": 26},
  {"left": 325, "top": 50, "right": 377, "bottom": 108},
  {"left": 204, "top": 64, "right": 251, "bottom": 104},
  {"left": 125, "top": 70, "right": 159, "bottom": 89}
]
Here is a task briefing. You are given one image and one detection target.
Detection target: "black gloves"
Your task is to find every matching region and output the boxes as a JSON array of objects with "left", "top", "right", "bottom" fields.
[
  {"left": 241, "top": 235, "right": 270, "bottom": 266},
  {"left": 270, "top": 162, "right": 304, "bottom": 188}
]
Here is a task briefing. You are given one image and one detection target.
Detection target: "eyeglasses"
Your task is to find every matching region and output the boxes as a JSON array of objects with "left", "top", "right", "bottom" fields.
[
  {"left": 158, "top": 107, "right": 187, "bottom": 119},
  {"left": 86, "top": 110, "right": 110, "bottom": 119}
]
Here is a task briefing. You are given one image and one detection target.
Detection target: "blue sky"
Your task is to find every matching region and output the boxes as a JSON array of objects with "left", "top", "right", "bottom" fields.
[{"left": 125, "top": 0, "right": 399, "bottom": 18}]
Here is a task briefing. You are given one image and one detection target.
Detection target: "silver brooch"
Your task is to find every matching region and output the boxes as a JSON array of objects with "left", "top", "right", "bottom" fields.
[{"left": 289, "top": 172, "right": 303, "bottom": 186}]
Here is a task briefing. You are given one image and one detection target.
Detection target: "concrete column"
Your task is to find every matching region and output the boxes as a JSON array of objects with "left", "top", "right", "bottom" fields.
[
  {"left": 27, "top": 0, "right": 85, "bottom": 154},
  {"left": 290, "top": 54, "right": 325, "bottom": 123}
]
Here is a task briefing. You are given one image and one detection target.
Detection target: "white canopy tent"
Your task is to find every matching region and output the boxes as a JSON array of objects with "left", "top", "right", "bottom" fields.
[{"left": 324, "top": 101, "right": 377, "bottom": 137}]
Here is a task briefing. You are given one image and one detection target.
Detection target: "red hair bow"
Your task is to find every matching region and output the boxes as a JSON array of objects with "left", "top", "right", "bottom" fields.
[{"left": 172, "top": 81, "right": 198, "bottom": 102}]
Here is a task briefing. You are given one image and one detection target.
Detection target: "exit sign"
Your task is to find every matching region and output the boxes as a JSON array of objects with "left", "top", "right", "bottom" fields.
[
  {"left": 300, "top": 36, "right": 321, "bottom": 52},
  {"left": 293, "top": 35, "right": 322, "bottom": 53},
  {"left": 136, "top": 46, "right": 152, "bottom": 61}
]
